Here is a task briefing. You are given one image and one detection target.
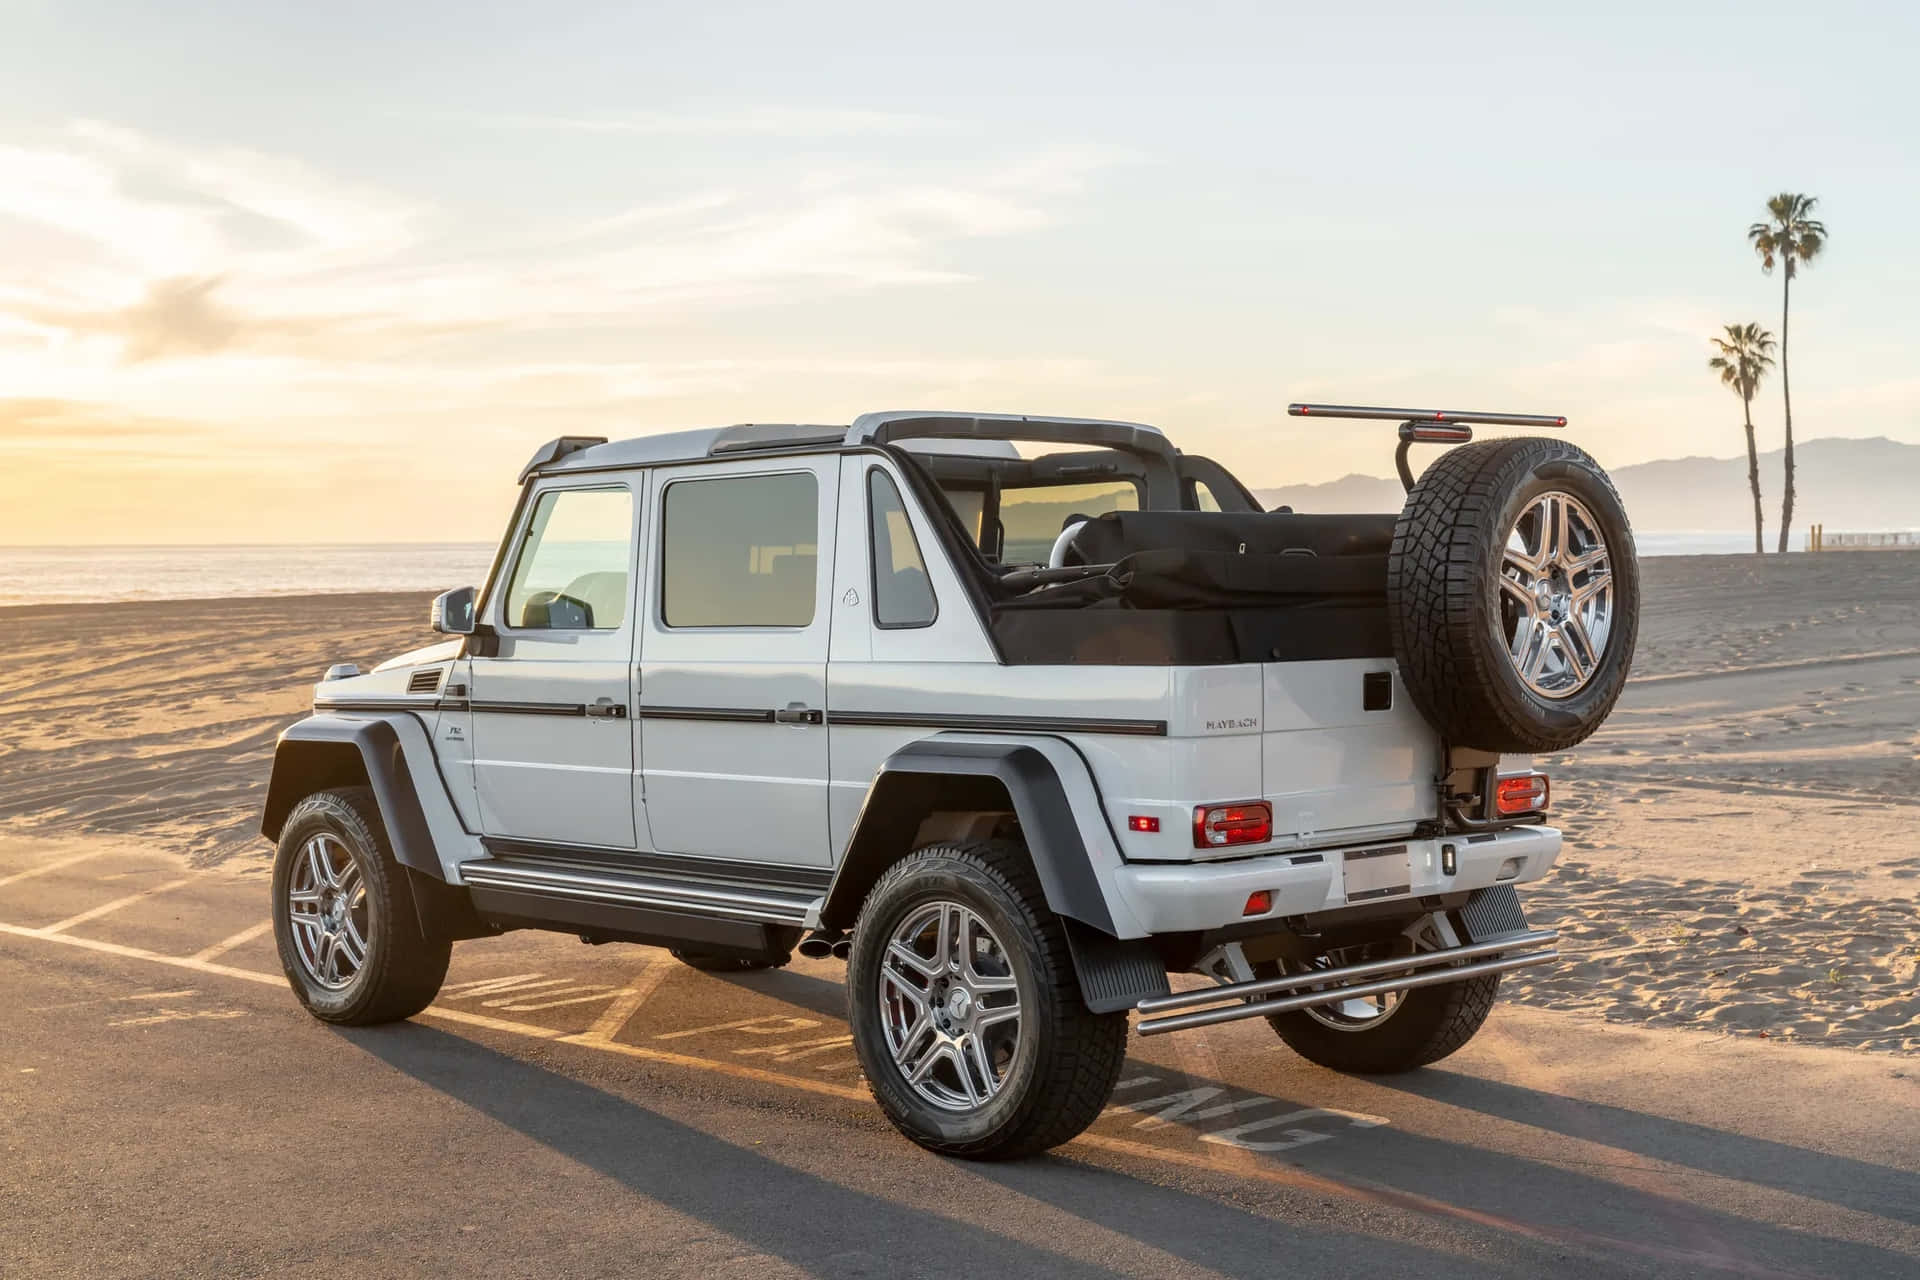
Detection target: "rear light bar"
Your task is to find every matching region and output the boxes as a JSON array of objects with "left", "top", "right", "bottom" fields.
[
  {"left": 1495, "top": 772, "right": 1550, "bottom": 816},
  {"left": 1194, "top": 802, "right": 1272, "bottom": 848},
  {"left": 1287, "top": 404, "right": 1568, "bottom": 495}
]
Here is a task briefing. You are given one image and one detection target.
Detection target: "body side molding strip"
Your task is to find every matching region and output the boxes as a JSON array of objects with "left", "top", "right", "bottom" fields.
[
  {"left": 458, "top": 860, "right": 817, "bottom": 926},
  {"left": 314, "top": 697, "right": 610, "bottom": 718},
  {"left": 478, "top": 837, "right": 833, "bottom": 892}
]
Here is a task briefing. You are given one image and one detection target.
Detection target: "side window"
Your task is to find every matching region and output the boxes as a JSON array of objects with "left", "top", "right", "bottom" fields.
[
  {"left": 867, "top": 469, "right": 937, "bottom": 629},
  {"left": 938, "top": 485, "right": 987, "bottom": 546},
  {"left": 503, "top": 487, "right": 632, "bottom": 630},
  {"left": 1193, "top": 480, "right": 1223, "bottom": 512},
  {"left": 662, "top": 472, "right": 818, "bottom": 627},
  {"left": 998, "top": 480, "right": 1140, "bottom": 564}
]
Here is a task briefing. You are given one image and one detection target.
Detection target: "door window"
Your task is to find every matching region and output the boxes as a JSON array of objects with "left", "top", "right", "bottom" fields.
[
  {"left": 867, "top": 469, "right": 937, "bottom": 628},
  {"left": 661, "top": 472, "right": 819, "bottom": 627},
  {"left": 502, "top": 487, "right": 633, "bottom": 630}
]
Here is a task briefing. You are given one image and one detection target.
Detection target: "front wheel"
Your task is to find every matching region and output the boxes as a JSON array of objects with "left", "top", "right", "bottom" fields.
[
  {"left": 272, "top": 787, "right": 451, "bottom": 1025},
  {"left": 846, "top": 840, "right": 1128, "bottom": 1160}
]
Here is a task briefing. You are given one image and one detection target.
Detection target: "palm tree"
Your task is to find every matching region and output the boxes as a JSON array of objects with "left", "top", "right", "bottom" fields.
[
  {"left": 1747, "top": 193, "right": 1827, "bottom": 552},
  {"left": 1708, "top": 323, "right": 1776, "bottom": 554}
]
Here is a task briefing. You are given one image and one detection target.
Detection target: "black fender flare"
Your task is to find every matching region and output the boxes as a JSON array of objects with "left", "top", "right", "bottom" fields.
[
  {"left": 260, "top": 715, "right": 442, "bottom": 880},
  {"left": 821, "top": 738, "right": 1168, "bottom": 1014}
]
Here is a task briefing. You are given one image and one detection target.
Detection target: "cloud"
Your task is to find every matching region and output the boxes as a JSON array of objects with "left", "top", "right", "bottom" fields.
[
  {"left": 0, "top": 397, "right": 209, "bottom": 448},
  {"left": 0, "top": 122, "right": 417, "bottom": 287},
  {"left": 1, "top": 117, "right": 1133, "bottom": 373},
  {"left": 23, "top": 276, "right": 303, "bottom": 363},
  {"left": 463, "top": 106, "right": 958, "bottom": 139}
]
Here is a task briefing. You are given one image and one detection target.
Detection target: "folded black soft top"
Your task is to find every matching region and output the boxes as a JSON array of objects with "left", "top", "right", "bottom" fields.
[{"left": 1068, "top": 510, "right": 1396, "bottom": 564}]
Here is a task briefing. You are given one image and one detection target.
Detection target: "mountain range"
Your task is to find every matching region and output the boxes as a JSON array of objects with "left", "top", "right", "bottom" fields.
[{"left": 1251, "top": 436, "right": 1920, "bottom": 533}]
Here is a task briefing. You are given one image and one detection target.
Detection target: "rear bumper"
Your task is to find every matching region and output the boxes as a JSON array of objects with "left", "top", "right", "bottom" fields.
[{"left": 1111, "top": 824, "right": 1560, "bottom": 935}]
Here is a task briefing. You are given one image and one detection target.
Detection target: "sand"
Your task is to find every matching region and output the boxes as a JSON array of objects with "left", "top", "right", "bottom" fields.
[{"left": 1, "top": 552, "right": 1915, "bottom": 1051}]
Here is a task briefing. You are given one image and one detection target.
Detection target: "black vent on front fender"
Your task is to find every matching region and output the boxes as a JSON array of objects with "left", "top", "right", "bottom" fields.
[{"left": 407, "top": 667, "right": 443, "bottom": 694}]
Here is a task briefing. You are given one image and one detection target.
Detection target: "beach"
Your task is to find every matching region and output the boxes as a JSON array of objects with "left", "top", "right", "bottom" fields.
[{"left": 2, "top": 552, "right": 1915, "bottom": 1051}]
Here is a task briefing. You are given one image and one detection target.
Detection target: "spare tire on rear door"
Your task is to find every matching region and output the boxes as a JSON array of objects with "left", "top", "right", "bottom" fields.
[{"left": 1388, "top": 437, "right": 1638, "bottom": 753}]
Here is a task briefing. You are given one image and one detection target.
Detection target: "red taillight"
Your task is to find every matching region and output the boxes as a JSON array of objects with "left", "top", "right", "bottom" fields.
[
  {"left": 1128, "top": 815, "right": 1160, "bottom": 833},
  {"left": 1193, "top": 802, "right": 1273, "bottom": 848},
  {"left": 1495, "top": 773, "right": 1550, "bottom": 815},
  {"left": 1242, "top": 889, "right": 1272, "bottom": 916}
]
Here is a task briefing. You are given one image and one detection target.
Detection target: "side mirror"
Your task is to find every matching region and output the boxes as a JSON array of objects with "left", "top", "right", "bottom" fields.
[{"left": 430, "top": 586, "right": 477, "bottom": 635}]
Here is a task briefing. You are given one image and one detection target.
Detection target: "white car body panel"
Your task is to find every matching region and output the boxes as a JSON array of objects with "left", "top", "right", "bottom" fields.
[
  {"left": 469, "top": 473, "right": 642, "bottom": 849},
  {"left": 299, "top": 420, "right": 1568, "bottom": 934},
  {"left": 637, "top": 455, "right": 841, "bottom": 866}
]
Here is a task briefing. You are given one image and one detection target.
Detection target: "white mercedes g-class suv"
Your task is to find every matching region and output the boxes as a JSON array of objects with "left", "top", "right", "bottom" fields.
[{"left": 262, "top": 405, "right": 1636, "bottom": 1159}]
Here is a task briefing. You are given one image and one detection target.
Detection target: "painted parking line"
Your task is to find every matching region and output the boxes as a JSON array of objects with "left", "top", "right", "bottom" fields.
[
  {"left": 581, "top": 955, "right": 678, "bottom": 1041},
  {"left": 190, "top": 920, "right": 274, "bottom": 963},
  {"left": 0, "top": 915, "right": 1822, "bottom": 1280},
  {"left": 37, "top": 877, "right": 198, "bottom": 935},
  {"left": 0, "top": 848, "right": 110, "bottom": 890}
]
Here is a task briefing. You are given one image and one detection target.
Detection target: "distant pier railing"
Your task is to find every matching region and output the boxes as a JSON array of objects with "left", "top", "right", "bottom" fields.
[{"left": 1806, "top": 525, "right": 1920, "bottom": 552}]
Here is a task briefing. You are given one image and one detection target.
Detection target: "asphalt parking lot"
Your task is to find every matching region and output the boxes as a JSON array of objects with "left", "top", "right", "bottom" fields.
[{"left": 4, "top": 835, "right": 1917, "bottom": 1279}]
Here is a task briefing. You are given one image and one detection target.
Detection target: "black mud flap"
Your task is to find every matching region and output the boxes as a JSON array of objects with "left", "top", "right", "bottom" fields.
[{"left": 1061, "top": 917, "right": 1169, "bottom": 1014}]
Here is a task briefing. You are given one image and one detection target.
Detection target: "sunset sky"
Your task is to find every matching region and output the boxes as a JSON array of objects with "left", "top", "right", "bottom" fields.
[{"left": 3, "top": 1, "right": 1917, "bottom": 545}]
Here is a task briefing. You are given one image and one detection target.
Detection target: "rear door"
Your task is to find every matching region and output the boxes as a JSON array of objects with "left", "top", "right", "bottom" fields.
[
  {"left": 1262, "top": 659, "right": 1439, "bottom": 847},
  {"left": 637, "top": 457, "right": 838, "bottom": 866},
  {"left": 470, "top": 480, "right": 639, "bottom": 849}
]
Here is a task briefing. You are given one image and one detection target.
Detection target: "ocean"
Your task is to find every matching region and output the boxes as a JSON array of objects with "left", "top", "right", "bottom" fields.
[
  {"left": 0, "top": 543, "right": 498, "bottom": 608},
  {"left": 0, "top": 532, "right": 1836, "bottom": 607}
]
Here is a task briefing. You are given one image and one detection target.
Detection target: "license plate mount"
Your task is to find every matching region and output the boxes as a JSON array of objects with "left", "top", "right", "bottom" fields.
[{"left": 1343, "top": 844, "right": 1412, "bottom": 903}]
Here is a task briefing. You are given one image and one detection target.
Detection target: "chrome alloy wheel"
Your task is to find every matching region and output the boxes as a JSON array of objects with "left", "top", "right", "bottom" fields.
[
  {"left": 878, "top": 901, "right": 1023, "bottom": 1111},
  {"left": 1295, "top": 944, "right": 1408, "bottom": 1031},
  {"left": 1498, "top": 490, "right": 1615, "bottom": 699},
  {"left": 286, "top": 833, "right": 369, "bottom": 991}
]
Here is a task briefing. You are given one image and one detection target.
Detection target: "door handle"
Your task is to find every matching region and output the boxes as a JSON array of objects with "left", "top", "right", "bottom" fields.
[
  {"left": 773, "top": 704, "right": 823, "bottom": 725},
  {"left": 585, "top": 698, "right": 628, "bottom": 720}
]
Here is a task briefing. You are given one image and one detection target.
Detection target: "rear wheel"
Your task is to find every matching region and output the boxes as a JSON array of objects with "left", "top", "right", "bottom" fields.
[
  {"left": 1260, "top": 926, "right": 1499, "bottom": 1074},
  {"left": 272, "top": 787, "right": 450, "bottom": 1026},
  {"left": 847, "top": 840, "right": 1127, "bottom": 1159}
]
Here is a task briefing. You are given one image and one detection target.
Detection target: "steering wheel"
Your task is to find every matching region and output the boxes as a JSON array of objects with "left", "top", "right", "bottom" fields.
[{"left": 1047, "top": 519, "right": 1089, "bottom": 570}]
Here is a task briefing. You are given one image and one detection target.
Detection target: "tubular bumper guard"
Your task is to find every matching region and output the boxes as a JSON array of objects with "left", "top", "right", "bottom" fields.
[{"left": 1134, "top": 928, "right": 1559, "bottom": 1036}]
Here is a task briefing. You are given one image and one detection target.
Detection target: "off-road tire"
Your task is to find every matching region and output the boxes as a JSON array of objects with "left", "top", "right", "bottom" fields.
[
  {"left": 1264, "top": 968, "right": 1501, "bottom": 1074},
  {"left": 272, "top": 787, "right": 451, "bottom": 1025},
  {"left": 669, "top": 948, "right": 788, "bottom": 973},
  {"left": 847, "top": 839, "right": 1128, "bottom": 1160},
  {"left": 1389, "top": 437, "right": 1638, "bottom": 752}
]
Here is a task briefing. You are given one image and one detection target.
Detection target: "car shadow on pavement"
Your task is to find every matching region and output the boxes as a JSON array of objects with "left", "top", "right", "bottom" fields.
[
  {"left": 345, "top": 1021, "right": 1492, "bottom": 1279},
  {"left": 668, "top": 967, "right": 1920, "bottom": 1276},
  {"left": 1095, "top": 1060, "right": 1920, "bottom": 1278},
  {"left": 709, "top": 965, "right": 848, "bottom": 1019},
  {"left": 971, "top": 1153, "right": 1550, "bottom": 1279},
  {"left": 1372, "top": 1068, "right": 1920, "bottom": 1227}
]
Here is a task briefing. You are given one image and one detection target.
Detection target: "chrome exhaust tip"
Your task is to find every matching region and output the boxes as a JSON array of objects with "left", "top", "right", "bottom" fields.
[
  {"left": 796, "top": 932, "right": 837, "bottom": 959},
  {"left": 830, "top": 938, "right": 853, "bottom": 960}
]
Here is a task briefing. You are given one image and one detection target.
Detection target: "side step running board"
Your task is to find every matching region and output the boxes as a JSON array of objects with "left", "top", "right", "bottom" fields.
[
  {"left": 1135, "top": 929, "right": 1558, "bottom": 1036},
  {"left": 458, "top": 859, "right": 819, "bottom": 927}
]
